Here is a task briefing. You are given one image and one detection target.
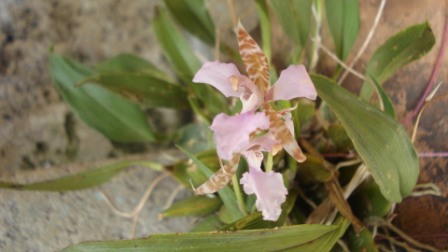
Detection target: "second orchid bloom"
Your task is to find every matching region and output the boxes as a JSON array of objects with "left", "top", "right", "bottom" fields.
[{"left": 192, "top": 22, "right": 317, "bottom": 221}]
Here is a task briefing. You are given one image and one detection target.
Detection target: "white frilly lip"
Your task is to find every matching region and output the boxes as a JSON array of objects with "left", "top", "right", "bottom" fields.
[{"left": 240, "top": 166, "right": 288, "bottom": 221}]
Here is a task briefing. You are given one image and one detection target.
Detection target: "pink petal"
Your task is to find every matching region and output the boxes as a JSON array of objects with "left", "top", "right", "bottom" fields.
[
  {"left": 265, "top": 65, "right": 317, "bottom": 102},
  {"left": 210, "top": 112, "right": 269, "bottom": 160},
  {"left": 192, "top": 61, "right": 241, "bottom": 97},
  {"left": 236, "top": 22, "right": 270, "bottom": 94},
  {"left": 284, "top": 112, "right": 295, "bottom": 138},
  {"left": 248, "top": 133, "right": 279, "bottom": 153},
  {"left": 240, "top": 166, "right": 288, "bottom": 221},
  {"left": 234, "top": 75, "right": 264, "bottom": 113},
  {"left": 242, "top": 151, "right": 264, "bottom": 168},
  {"left": 246, "top": 112, "right": 295, "bottom": 154}
]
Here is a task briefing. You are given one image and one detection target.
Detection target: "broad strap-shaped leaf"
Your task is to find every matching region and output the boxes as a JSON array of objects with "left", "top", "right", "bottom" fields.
[
  {"left": 312, "top": 74, "right": 419, "bottom": 202},
  {"left": 168, "top": 150, "right": 220, "bottom": 188},
  {"left": 153, "top": 6, "right": 201, "bottom": 79},
  {"left": 222, "top": 190, "right": 298, "bottom": 231},
  {"left": 191, "top": 215, "right": 223, "bottom": 232},
  {"left": 62, "top": 224, "right": 338, "bottom": 252},
  {"left": 0, "top": 159, "right": 163, "bottom": 191},
  {"left": 263, "top": 104, "right": 306, "bottom": 162},
  {"left": 49, "top": 53, "right": 155, "bottom": 143},
  {"left": 160, "top": 195, "right": 222, "bottom": 218},
  {"left": 255, "top": 0, "right": 272, "bottom": 61},
  {"left": 297, "top": 218, "right": 350, "bottom": 252},
  {"left": 325, "top": 0, "right": 360, "bottom": 60},
  {"left": 94, "top": 54, "right": 168, "bottom": 79},
  {"left": 164, "top": 0, "right": 215, "bottom": 45},
  {"left": 79, "top": 73, "right": 189, "bottom": 109},
  {"left": 175, "top": 123, "right": 213, "bottom": 154},
  {"left": 237, "top": 22, "right": 270, "bottom": 94},
  {"left": 360, "top": 22, "right": 435, "bottom": 101},
  {"left": 369, "top": 75, "right": 396, "bottom": 119},
  {"left": 153, "top": 6, "right": 229, "bottom": 117},
  {"left": 194, "top": 154, "right": 241, "bottom": 195},
  {"left": 350, "top": 179, "right": 391, "bottom": 218},
  {"left": 269, "top": 0, "right": 313, "bottom": 53}
]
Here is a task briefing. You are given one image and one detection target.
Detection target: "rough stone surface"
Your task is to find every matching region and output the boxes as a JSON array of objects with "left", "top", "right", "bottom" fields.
[
  {"left": 0, "top": 161, "right": 195, "bottom": 251},
  {"left": 0, "top": 1, "right": 200, "bottom": 251}
]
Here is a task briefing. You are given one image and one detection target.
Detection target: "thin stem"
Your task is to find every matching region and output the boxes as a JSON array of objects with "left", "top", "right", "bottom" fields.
[
  {"left": 367, "top": 217, "right": 442, "bottom": 252},
  {"left": 101, "top": 173, "right": 169, "bottom": 239},
  {"left": 265, "top": 152, "right": 273, "bottom": 172},
  {"left": 309, "top": 0, "right": 323, "bottom": 71},
  {"left": 100, "top": 190, "right": 135, "bottom": 218},
  {"left": 411, "top": 183, "right": 441, "bottom": 197},
  {"left": 335, "top": 159, "right": 362, "bottom": 171},
  {"left": 133, "top": 174, "right": 170, "bottom": 215},
  {"left": 255, "top": 0, "right": 271, "bottom": 62},
  {"left": 408, "top": 10, "right": 448, "bottom": 122},
  {"left": 227, "top": 0, "right": 238, "bottom": 28},
  {"left": 187, "top": 96, "right": 210, "bottom": 125},
  {"left": 162, "top": 184, "right": 185, "bottom": 211},
  {"left": 419, "top": 152, "right": 448, "bottom": 157},
  {"left": 336, "top": 240, "right": 350, "bottom": 252},
  {"left": 215, "top": 28, "right": 220, "bottom": 61},
  {"left": 376, "top": 234, "right": 421, "bottom": 252},
  {"left": 232, "top": 174, "right": 248, "bottom": 215},
  {"left": 315, "top": 40, "right": 367, "bottom": 80},
  {"left": 411, "top": 94, "right": 448, "bottom": 143},
  {"left": 338, "top": 0, "right": 387, "bottom": 83}
]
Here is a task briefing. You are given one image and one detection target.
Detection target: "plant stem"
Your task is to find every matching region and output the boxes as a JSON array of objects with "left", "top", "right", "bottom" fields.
[
  {"left": 265, "top": 152, "right": 273, "bottom": 172},
  {"left": 309, "top": 0, "right": 323, "bottom": 71},
  {"left": 232, "top": 174, "right": 248, "bottom": 215},
  {"left": 406, "top": 11, "right": 448, "bottom": 124},
  {"left": 338, "top": 0, "right": 387, "bottom": 83},
  {"left": 255, "top": 0, "right": 271, "bottom": 62}
]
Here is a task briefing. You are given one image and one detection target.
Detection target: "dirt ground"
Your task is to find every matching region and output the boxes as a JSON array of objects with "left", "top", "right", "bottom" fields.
[{"left": 0, "top": 0, "right": 446, "bottom": 251}]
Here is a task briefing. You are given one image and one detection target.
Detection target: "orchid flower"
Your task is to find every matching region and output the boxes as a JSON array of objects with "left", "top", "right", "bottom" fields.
[
  {"left": 193, "top": 110, "right": 292, "bottom": 220},
  {"left": 193, "top": 23, "right": 316, "bottom": 164},
  {"left": 192, "top": 22, "right": 317, "bottom": 221}
]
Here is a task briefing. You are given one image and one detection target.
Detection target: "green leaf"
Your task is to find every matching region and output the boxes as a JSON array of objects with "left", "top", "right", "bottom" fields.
[
  {"left": 255, "top": 0, "right": 271, "bottom": 61},
  {"left": 94, "top": 54, "right": 168, "bottom": 79},
  {"left": 63, "top": 224, "right": 338, "bottom": 252},
  {"left": 175, "top": 123, "right": 213, "bottom": 154},
  {"left": 350, "top": 179, "right": 391, "bottom": 218},
  {"left": 153, "top": 6, "right": 201, "bottom": 79},
  {"left": 191, "top": 215, "right": 223, "bottom": 232},
  {"left": 168, "top": 150, "right": 220, "bottom": 187},
  {"left": 325, "top": 0, "right": 360, "bottom": 60},
  {"left": 0, "top": 160, "right": 163, "bottom": 191},
  {"left": 269, "top": 0, "right": 313, "bottom": 52},
  {"left": 153, "top": 6, "right": 228, "bottom": 118},
  {"left": 49, "top": 53, "right": 155, "bottom": 142},
  {"left": 360, "top": 22, "right": 435, "bottom": 100},
  {"left": 326, "top": 123, "right": 353, "bottom": 152},
  {"left": 312, "top": 74, "right": 419, "bottom": 202},
  {"left": 178, "top": 147, "right": 244, "bottom": 222},
  {"left": 164, "top": 0, "right": 215, "bottom": 45},
  {"left": 296, "top": 99, "right": 316, "bottom": 131},
  {"left": 297, "top": 155, "right": 332, "bottom": 183},
  {"left": 347, "top": 228, "right": 378, "bottom": 252},
  {"left": 295, "top": 218, "right": 350, "bottom": 252},
  {"left": 161, "top": 195, "right": 222, "bottom": 218},
  {"left": 79, "top": 73, "right": 189, "bottom": 109},
  {"left": 222, "top": 190, "right": 299, "bottom": 231},
  {"left": 368, "top": 75, "right": 396, "bottom": 118}
]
